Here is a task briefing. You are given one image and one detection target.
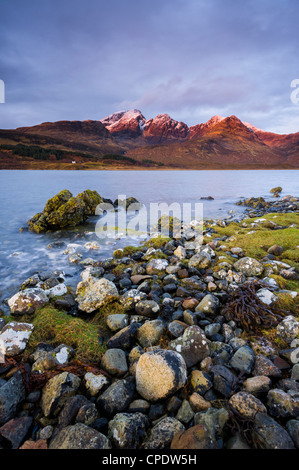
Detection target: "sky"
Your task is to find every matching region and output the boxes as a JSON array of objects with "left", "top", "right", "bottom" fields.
[{"left": 0, "top": 0, "right": 299, "bottom": 133}]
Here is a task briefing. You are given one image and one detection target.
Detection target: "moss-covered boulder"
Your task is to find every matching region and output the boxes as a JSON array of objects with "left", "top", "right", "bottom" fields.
[{"left": 28, "top": 189, "right": 103, "bottom": 232}]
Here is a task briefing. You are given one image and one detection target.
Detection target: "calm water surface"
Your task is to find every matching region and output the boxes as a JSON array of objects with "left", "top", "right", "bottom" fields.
[{"left": 0, "top": 169, "right": 298, "bottom": 308}]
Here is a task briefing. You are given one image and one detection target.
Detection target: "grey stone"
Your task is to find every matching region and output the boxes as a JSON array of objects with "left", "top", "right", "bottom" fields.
[
  {"left": 108, "top": 412, "right": 149, "bottom": 449},
  {"left": 195, "top": 294, "right": 220, "bottom": 316},
  {"left": 194, "top": 407, "right": 229, "bottom": 441},
  {"left": 286, "top": 419, "right": 299, "bottom": 448},
  {"left": 0, "top": 372, "right": 26, "bottom": 425},
  {"left": 233, "top": 257, "right": 263, "bottom": 276},
  {"left": 253, "top": 412, "right": 295, "bottom": 449},
  {"left": 101, "top": 348, "right": 128, "bottom": 377},
  {"left": 41, "top": 372, "right": 81, "bottom": 418},
  {"left": 141, "top": 417, "right": 185, "bottom": 449},
  {"left": 230, "top": 345, "right": 255, "bottom": 374},
  {"left": 266, "top": 389, "right": 299, "bottom": 419},
  {"left": 49, "top": 423, "right": 111, "bottom": 449},
  {"left": 96, "top": 378, "right": 135, "bottom": 417},
  {"left": 169, "top": 325, "right": 209, "bottom": 368},
  {"left": 175, "top": 399, "right": 195, "bottom": 425}
]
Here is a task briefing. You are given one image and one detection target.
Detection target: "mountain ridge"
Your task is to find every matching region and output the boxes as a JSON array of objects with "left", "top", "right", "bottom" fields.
[{"left": 0, "top": 109, "right": 298, "bottom": 169}]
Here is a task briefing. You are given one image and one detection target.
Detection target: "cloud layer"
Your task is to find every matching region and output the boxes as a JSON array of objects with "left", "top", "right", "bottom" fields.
[{"left": 0, "top": 0, "right": 298, "bottom": 133}]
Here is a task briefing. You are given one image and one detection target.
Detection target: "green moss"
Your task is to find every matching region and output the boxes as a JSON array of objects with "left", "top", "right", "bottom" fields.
[
  {"left": 27, "top": 306, "right": 106, "bottom": 362},
  {"left": 143, "top": 237, "right": 171, "bottom": 249},
  {"left": 275, "top": 292, "right": 299, "bottom": 315},
  {"left": 122, "top": 245, "right": 142, "bottom": 256}
]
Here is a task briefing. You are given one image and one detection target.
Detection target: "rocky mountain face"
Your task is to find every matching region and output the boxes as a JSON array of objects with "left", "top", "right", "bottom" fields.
[{"left": 0, "top": 109, "right": 298, "bottom": 168}]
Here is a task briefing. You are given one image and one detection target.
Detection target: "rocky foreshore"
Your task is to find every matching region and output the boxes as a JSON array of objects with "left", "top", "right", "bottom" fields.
[{"left": 0, "top": 194, "right": 298, "bottom": 450}]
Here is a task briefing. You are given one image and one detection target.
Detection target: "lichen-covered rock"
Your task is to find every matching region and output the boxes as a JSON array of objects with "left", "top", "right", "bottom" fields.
[
  {"left": 84, "top": 372, "right": 109, "bottom": 397},
  {"left": 229, "top": 392, "right": 267, "bottom": 420},
  {"left": 41, "top": 372, "right": 81, "bottom": 417},
  {"left": 194, "top": 407, "right": 229, "bottom": 442},
  {"left": 96, "top": 378, "right": 135, "bottom": 417},
  {"left": 252, "top": 412, "right": 295, "bottom": 449},
  {"left": 146, "top": 258, "right": 169, "bottom": 275},
  {"left": 195, "top": 294, "right": 220, "bottom": 316},
  {"left": 119, "top": 289, "right": 147, "bottom": 310},
  {"left": 266, "top": 389, "right": 299, "bottom": 419},
  {"left": 169, "top": 325, "right": 209, "bottom": 368},
  {"left": 75, "top": 277, "right": 119, "bottom": 313},
  {"left": 28, "top": 189, "right": 103, "bottom": 232},
  {"left": 108, "top": 412, "right": 149, "bottom": 449},
  {"left": 49, "top": 423, "right": 111, "bottom": 449},
  {"left": 134, "top": 299, "right": 160, "bottom": 317},
  {"left": 188, "top": 252, "right": 211, "bottom": 270},
  {"left": 0, "top": 322, "right": 34, "bottom": 357},
  {"left": 8, "top": 288, "right": 48, "bottom": 315},
  {"left": 277, "top": 315, "right": 299, "bottom": 344},
  {"left": 137, "top": 320, "right": 164, "bottom": 348},
  {"left": 136, "top": 349, "right": 187, "bottom": 402},
  {"left": 0, "top": 416, "right": 33, "bottom": 449},
  {"left": 233, "top": 257, "right": 264, "bottom": 276},
  {"left": 141, "top": 417, "right": 185, "bottom": 449}
]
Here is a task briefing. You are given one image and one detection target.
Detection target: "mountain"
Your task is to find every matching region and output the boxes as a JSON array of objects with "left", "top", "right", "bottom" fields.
[{"left": 0, "top": 109, "right": 298, "bottom": 169}]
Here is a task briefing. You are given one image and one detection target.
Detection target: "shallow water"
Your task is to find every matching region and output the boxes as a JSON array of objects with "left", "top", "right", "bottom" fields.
[{"left": 0, "top": 169, "right": 298, "bottom": 308}]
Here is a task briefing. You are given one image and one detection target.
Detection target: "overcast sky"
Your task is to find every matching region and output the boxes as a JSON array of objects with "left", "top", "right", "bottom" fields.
[{"left": 0, "top": 0, "right": 298, "bottom": 133}]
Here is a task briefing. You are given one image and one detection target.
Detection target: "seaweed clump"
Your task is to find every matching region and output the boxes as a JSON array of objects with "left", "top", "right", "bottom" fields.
[{"left": 222, "top": 281, "right": 287, "bottom": 332}]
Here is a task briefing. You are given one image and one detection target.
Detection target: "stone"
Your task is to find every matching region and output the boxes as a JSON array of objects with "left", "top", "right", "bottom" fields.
[
  {"left": 243, "top": 376, "right": 271, "bottom": 396},
  {"left": 190, "top": 370, "right": 213, "bottom": 395},
  {"left": 49, "top": 423, "right": 111, "bottom": 449},
  {"left": 20, "top": 439, "right": 48, "bottom": 449},
  {"left": 229, "top": 345, "right": 255, "bottom": 374},
  {"left": 135, "top": 299, "right": 160, "bottom": 317},
  {"left": 194, "top": 407, "right": 229, "bottom": 442},
  {"left": 41, "top": 372, "right": 81, "bottom": 417},
  {"left": 75, "top": 277, "right": 119, "bottom": 313},
  {"left": 75, "top": 403, "right": 99, "bottom": 426},
  {"left": 108, "top": 412, "right": 149, "bottom": 449},
  {"left": 195, "top": 294, "right": 220, "bottom": 316},
  {"left": 267, "top": 245, "right": 284, "bottom": 256},
  {"left": 0, "top": 416, "right": 32, "bottom": 449},
  {"left": 252, "top": 412, "right": 295, "bottom": 449},
  {"left": 84, "top": 372, "right": 109, "bottom": 397},
  {"left": 106, "top": 323, "right": 139, "bottom": 350},
  {"left": 137, "top": 319, "right": 164, "bottom": 348},
  {"left": 229, "top": 392, "right": 267, "bottom": 420},
  {"left": 189, "top": 393, "right": 211, "bottom": 412},
  {"left": 106, "top": 314, "right": 129, "bottom": 332},
  {"left": 0, "top": 372, "right": 26, "bottom": 425},
  {"left": 266, "top": 389, "right": 299, "bottom": 419},
  {"left": 58, "top": 395, "right": 88, "bottom": 427},
  {"left": 169, "top": 325, "right": 209, "bottom": 368},
  {"left": 96, "top": 378, "right": 135, "bottom": 417},
  {"left": 119, "top": 289, "right": 147, "bottom": 309},
  {"left": 188, "top": 252, "right": 211, "bottom": 270},
  {"left": 173, "top": 246, "right": 186, "bottom": 259},
  {"left": 233, "top": 257, "right": 263, "bottom": 276},
  {"left": 146, "top": 259, "right": 169, "bottom": 275},
  {"left": 8, "top": 288, "right": 48, "bottom": 315},
  {"left": 277, "top": 316, "right": 299, "bottom": 344},
  {"left": 141, "top": 417, "right": 185, "bottom": 449},
  {"left": 101, "top": 348, "right": 128, "bottom": 377},
  {"left": 175, "top": 399, "right": 194, "bottom": 425},
  {"left": 0, "top": 322, "right": 34, "bottom": 357},
  {"left": 256, "top": 288, "right": 278, "bottom": 306},
  {"left": 171, "top": 423, "right": 219, "bottom": 449},
  {"left": 252, "top": 354, "right": 282, "bottom": 379},
  {"left": 136, "top": 349, "right": 187, "bottom": 402},
  {"left": 211, "top": 365, "right": 237, "bottom": 397},
  {"left": 286, "top": 420, "right": 299, "bottom": 448},
  {"left": 168, "top": 321, "right": 186, "bottom": 338}
]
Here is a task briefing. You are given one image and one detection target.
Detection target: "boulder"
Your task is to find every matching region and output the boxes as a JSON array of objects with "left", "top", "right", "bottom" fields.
[
  {"left": 0, "top": 322, "right": 34, "bottom": 357},
  {"left": 8, "top": 288, "right": 48, "bottom": 315},
  {"left": 136, "top": 349, "right": 187, "bottom": 402},
  {"left": 233, "top": 257, "right": 263, "bottom": 276},
  {"left": 75, "top": 278, "right": 119, "bottom": 313}
]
